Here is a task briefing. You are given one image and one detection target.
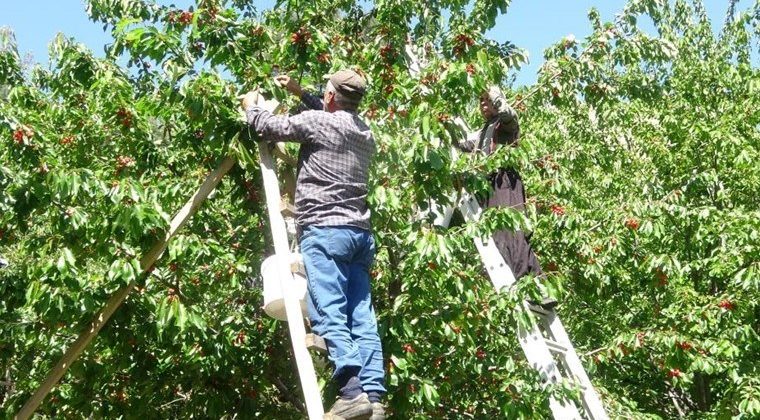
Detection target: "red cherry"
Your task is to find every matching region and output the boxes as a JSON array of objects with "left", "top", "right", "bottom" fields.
[
  {"left": 317, "top": 52, "right": 331, "bottom": 63},
  {"left": 13, "top": 129, "right": 24, "bottom": 143},
  {"left": 617, "top": 343, "right": 629, "bottom": 356},
  {"left": 365, "top": 106, "right": 378, "bottom": 119},
  {"left": 290, "top": 26, "right": 311, "bottom": 46},
  {"left": 379, "top": 44, "right": 395, "bottom": 61},
  {"left": 179, "top": 11, "right": 193, "bottom": 24},
  {"left": 551, "top": 204, "right": 565, "bottom": 216},
  {"left": 667, "top": 368, "right": 682, "bottom": 378},
  {"left": 402, "top": 343, "right": 415, "bottom": 353},
  {"left": 476, "top": 348, "right": 486, "bottom": 359},
  {"left": 655, "top": 269, "right": 668, "bottom": 286},
  {"left": 115, "top": 390, "right": 126, "bottom": 402},
  {"left": 718, "top": 299, "right": 735, "bottom": 311},
  {"left": 115, "top": 155, "right": 136, "bottom": 170},
  {"left": 625, "top": 218, "right": 640, "bottom": 230}
]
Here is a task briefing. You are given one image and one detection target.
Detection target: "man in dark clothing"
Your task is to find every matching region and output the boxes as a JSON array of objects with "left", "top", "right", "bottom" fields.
[
  {"left": 459, "top": 86, "right": 556, "bottom": 309},
  {"left": 241, "top": 69, "right": 385, "bottom": 420}
]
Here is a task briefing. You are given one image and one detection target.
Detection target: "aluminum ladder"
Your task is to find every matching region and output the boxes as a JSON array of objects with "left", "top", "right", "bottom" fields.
[
  {"left": 432, "top": 193, "right": 608, "bottom": 419},
  {"left": 403, "top": 41, "right": 608, "bottom": 416}
]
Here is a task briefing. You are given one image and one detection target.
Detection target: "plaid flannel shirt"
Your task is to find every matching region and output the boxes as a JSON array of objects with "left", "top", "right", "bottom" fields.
[{"left": 246, "top": 93, "right": 375, "bottom": 231}]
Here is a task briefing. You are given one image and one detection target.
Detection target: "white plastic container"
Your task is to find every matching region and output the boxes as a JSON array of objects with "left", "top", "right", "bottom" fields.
[{"left": 261, "top": 253, "right": 308, "bottom": 321}]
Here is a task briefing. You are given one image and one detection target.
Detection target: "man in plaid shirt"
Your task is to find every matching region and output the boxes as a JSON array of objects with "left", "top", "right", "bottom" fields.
[{"left": 241, "top": 69, "right": 385, "bottom": 420}]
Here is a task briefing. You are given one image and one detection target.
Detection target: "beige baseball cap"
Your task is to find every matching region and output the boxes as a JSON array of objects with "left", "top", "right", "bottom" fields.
[{"left": 324, "top": 69, "right": 366, "bottom": 99}]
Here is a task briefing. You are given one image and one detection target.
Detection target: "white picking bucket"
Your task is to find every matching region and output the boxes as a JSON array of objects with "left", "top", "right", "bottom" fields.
[{"left": 261, "top": 253, "right": 308, "bottom": 321}]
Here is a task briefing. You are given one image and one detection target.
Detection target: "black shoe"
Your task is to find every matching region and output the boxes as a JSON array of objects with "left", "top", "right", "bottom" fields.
[
  {"left": 370, "top": 402, "right": 386, "bottom": 420},
  {"left": 528, "top": 297, "right": 559, "bottom": 311},
  {"left": 323, "top": 393, "right": 372, "bottom": 420}
]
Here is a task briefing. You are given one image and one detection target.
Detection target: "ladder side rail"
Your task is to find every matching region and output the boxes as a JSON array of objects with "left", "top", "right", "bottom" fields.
[
  {"left": 458, "top": 193, "right": 516, "bottom": 290},
  {"left": 542, "top": 310, "right": 609, "bottom": 420},
  {"left": 458, "top": 193, "right": 582, "bottom": 418},
  {"left": 254, "top": 97, "right": 323, "bottom": 419},
  {"left": 259, "top": 142, "right": 324, "bottom": 419}
]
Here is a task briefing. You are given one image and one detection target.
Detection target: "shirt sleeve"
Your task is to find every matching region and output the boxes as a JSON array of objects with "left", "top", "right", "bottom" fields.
[
  {"left": 246, "top": 108, "right": 319, "bottom": 144},
  {"left": 494, "top": 117, "right": 520, "bottom": 146},
  {"left": 456, "top": 138, "right": 476, "bottom": 152},
  {"left": 300, "top": 92, "right": 324, "bottom": 110}
]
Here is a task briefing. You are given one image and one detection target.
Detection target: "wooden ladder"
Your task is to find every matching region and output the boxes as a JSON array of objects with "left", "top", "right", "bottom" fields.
[{"left": 253, "top": 96, "right": 327, "bottom": 420}]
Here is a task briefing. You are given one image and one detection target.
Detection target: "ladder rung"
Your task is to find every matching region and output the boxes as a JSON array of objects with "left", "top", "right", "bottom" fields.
[
  {"left": 280, "top": 199, "right": 296, "bottom": 217},
  {"left": 544, "top": 338, "right": 569, "bottom": 354},
  {"left": 527, "top": 303, "right": 553, "bottom": 318},
  {"left": 305, "top": 333, "right": 327, "bottom": 354},
  {"left": 290, "top": 260, "right": 305, "bottom": 274},
  {"left": 560, "top": 377, "right": 588, "bottom": 392}
]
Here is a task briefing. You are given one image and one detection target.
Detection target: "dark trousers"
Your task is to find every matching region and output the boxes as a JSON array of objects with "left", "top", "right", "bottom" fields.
[{"left": 486, "top": 168, "right": 543, "bottom": 280}]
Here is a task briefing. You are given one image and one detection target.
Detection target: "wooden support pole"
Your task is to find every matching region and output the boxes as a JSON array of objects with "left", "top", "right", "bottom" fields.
[{"left": 16, "top": 156, "right": 237, "bottom": 420}]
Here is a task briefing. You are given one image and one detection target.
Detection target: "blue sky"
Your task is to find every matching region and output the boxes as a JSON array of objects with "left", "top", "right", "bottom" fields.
[{"left": 0, "top": 0, "right": 744, "bottom": 86}]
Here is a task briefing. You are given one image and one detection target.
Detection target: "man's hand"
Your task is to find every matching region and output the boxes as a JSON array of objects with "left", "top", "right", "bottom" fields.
[
  {"left": 275, "top": 75, "right": 303, "bottom": 97},
  {"left": 240, "top": 90, "right": 260, "bottom": 111}
]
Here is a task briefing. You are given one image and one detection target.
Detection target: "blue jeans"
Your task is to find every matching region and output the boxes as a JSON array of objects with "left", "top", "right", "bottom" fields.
[{"left": 299, "top": 225, "right": 386, "bottom": 395}]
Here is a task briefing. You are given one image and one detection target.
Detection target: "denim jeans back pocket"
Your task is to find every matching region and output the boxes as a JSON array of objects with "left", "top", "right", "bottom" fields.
[{"left": 325, "top": 228, "right": 354, "bottom": 263}]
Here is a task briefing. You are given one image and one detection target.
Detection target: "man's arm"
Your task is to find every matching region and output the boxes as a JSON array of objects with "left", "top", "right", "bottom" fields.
[
  {"left": 246, "top": 108, "right": 317, "bottom": 144},
  {"left": 300, "top": 92, "right": 324, "bottom": 111},
  {"left": 455, "top": 129, "right": 481, "bottom": 153},
  {"left": 275, "top": 74, "right": 323, "bottom": 110}
]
